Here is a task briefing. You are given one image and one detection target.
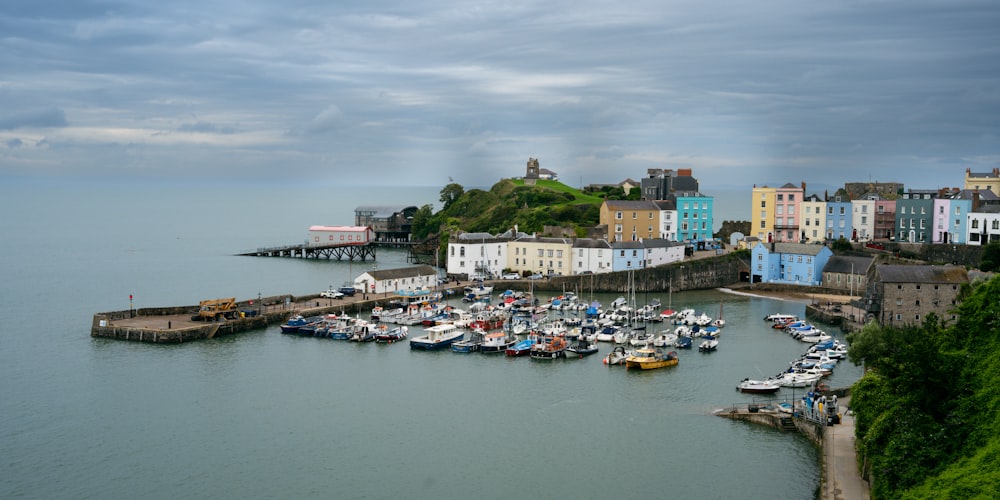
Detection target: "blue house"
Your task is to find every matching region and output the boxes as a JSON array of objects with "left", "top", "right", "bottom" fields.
[
  {"left": 611, "top": 241, "right": 646, "bottom": 272},
  {"left": 825, "top": 198, "right": 852, "bottom": 241},
  {"left": 751, "top": 242, "right": 833, "bottom": 286},
  {"left": 675, "top": 191, "right": 714, "bottom": 242}
]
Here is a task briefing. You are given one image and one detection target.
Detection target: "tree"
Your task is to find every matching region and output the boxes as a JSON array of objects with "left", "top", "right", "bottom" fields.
[
  {"left": 832, "top": 237, "right": 852, "bottom": 252},
  {"left": 979, "top": 242, "right": 1000, "bottom": 272},
  {"left": 439, "top": 183, "right": 465, "bottom": 210},
  {"left": 410, "top": 204, "right": 434, "bottom": 240}
]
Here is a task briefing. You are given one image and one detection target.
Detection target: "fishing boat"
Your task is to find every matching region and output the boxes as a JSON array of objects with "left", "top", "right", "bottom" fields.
[
  {"left": 480, "top": 330, "right": 516, "bottom": 353},
  {"left": 409, "top": 324, "right": 463, "bottom": 350},
  {"left": 279, "top": 314, "right": 318, "bottom": 334},
  {"left": 736, "top": 378, "right": 781, "bottom": 394},
  {"left": 566, "top": 334, "right": 599, "bottom": 358},
  {"left": 451, "top": 328, "right": 485, "bottom": 353},
  {"left": 624, "top": 347, "right": 679, "bottom": 370},
  {"left": 374, "top": 325, "right": 409, "bottom": 343},
  {"left": 505, "top": 336, "right": 537, "bottom": 357},
  {"left": 529, "top": 336, "right": 568, "bottom": 360}
]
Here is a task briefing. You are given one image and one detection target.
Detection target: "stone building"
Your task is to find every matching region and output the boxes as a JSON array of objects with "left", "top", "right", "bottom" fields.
[
  {"left": 861, "top": 264, "right": 967, "bottom": 327},
  {"left": 821, "top": 255, "right": 874, "bottom": 295}
]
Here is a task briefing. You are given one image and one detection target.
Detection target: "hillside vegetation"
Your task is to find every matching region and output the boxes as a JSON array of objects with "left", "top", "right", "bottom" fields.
[
  {"left": 412, "top": 179, "right": 611, "bottom": 240},
  {"left": 846, "top": 275, "right": 1000, "bottom": 499}
]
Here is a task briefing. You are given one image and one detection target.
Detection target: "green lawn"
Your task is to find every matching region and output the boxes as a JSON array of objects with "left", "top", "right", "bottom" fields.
[{"left": 509, "top": 178, "right": 606, "bottom": 205}]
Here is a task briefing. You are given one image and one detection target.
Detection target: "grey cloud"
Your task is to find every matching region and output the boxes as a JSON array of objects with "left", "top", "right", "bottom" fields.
[{"left": 0, "top": 108, "right": 68, "bottom": 130}]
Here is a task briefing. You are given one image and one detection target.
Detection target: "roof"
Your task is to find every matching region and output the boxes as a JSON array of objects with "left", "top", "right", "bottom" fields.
[
  {"left": 876, "top": 264, "right": 968, "bottom": 284},
  {"left": 641, "top": 239, "right": 685, "bottom": 249},
  {"left": 368, "top": 265, "right": 439, "bottom": 281},
  {"left": 539, "top": 168, "right": 557, "bottom": 175},
  {"left": 972, "top": 205, "right": 1000, "bottom": 214},
  {"left": 675, "top": 191, "right": 709, "bottom": 198},
  {"left": 603, "top": 200, "right": 660, "bottom": 210},
  {"left": 612, "top": 241, "right": 644, "bottom": 250},
  {"left": 308, "top": 225, "right": 370, "bottom": 231},
  {"left": 653, "top": 200, "right": 675, "bottom": 210},
  {"left": 755, "top": 242, "right": 830, "bottom": 257},
  {"left": 950, "top": 189, "right": 1000, "bottom": 201},
  {"left": 513, "top": 236, "right": 573, "bottom": 245},
  {"left": 572, "top": 238, "right": 612, "bottom": 249},
  {"left": 822, "top": 256, "right": 874, "bottom": 274}
]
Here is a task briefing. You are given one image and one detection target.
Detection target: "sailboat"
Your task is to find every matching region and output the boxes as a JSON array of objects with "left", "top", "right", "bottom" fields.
[{"left": 712, "top": 302, "right": 726, "bottom": 328}]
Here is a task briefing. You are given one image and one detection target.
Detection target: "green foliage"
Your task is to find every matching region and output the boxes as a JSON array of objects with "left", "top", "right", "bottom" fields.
[
  {"left": 979, "top": 242, "right": 1000, "bottom": 272},
  {"left": 831, "top": 237, "right": 853, "bottom": 252},
  {"left": 850, "top": 275, "right": 1000, "bottom": 498},
  {"left": 439, "top": 183, "right": 465, "bottom": 210},
  {"left": 430, "top": 179, "right": 601, "bottom": 238},
  {"left": 410, "top": 204, "right": 434, "bottom": 240}
]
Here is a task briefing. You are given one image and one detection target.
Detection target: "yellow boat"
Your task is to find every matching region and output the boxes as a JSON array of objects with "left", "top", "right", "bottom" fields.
[{"left": 625, "top": 347, "right": 679, "bottom": 370}]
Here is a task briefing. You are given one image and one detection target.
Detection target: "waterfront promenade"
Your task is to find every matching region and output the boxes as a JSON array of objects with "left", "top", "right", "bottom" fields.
[{"left": 823, "top": 396, "right": 870, "bottom": 500}]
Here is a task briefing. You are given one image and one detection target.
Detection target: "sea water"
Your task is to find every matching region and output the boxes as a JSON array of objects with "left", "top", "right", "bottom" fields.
[{"left": 0, "top": 179, "right": 858, "bottom": 499}]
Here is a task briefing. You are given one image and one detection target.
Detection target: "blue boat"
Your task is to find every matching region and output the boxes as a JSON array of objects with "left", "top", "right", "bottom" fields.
[
  {"left": 280, "top": 315, "right": 320, "bottom": 334},
  {"left": 505, "top": 337, "right": 537, "bottom": 357},
  {"left": 676, "top": 336, "right": 693, "bottom": 349}
]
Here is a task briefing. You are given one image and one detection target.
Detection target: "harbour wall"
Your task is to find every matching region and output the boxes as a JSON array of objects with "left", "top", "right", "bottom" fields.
[{"left": 533, "top": 254, "right": 748, "bottom": 294}]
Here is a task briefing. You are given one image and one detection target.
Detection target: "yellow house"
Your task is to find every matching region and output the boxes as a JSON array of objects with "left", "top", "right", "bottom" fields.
[
  {"left": 507, "top": 237, "right": 573, "bottom": 276},
  {"left": 965, "top": 167, "right": 1000, "bottom": 194},
  {"left": 599, "top": 200, "right": 661, "bottom": 242},
  {"left": 751, "top": 185, "right": 776, "bottom": 242}
]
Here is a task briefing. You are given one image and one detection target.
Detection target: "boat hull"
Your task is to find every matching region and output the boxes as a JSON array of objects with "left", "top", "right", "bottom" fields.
[{"left": 625, "top": 358, "right": 678, "bottom": 369}]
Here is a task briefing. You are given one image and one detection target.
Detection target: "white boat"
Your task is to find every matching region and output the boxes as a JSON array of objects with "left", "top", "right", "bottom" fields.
[
  {"left": 774, "top": 372, "right": 823, "bottom": 388},
  {"left": 602, "top": 345, "right": 631, "bottom": 366},
  {"left": 737, "top": 378, "right": 780, "bottom": 394},
  {"left": 652, "top": 332, "right": 677, "bottom": 347},
  {"left": 409, "top": 324, "right": 463, "bottom": 350},
  {"left": 764, "top": 313, "right": 798, "bottom": 322},
  {"left": 698, "top": 337, "right": 718, "bottom": 352}
]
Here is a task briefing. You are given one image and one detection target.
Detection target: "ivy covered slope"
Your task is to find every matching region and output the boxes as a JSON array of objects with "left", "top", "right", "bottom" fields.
[
  {"left": 847, "top": 275, "right": 1000, "bottom": 499},
  {"left": 411, "top": 179, "right": 608, "bottom": 240}
]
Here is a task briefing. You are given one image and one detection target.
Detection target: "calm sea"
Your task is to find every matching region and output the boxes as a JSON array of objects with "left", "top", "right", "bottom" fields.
[{"left": 0, "top": 179, "right": 855, "bottom": 499}]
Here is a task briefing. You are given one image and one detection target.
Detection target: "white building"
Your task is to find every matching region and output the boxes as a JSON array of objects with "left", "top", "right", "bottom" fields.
[
  {"left": 571, "top": 238, "right": 613, "bottom": 274},
  {"left": 508, "top": 236, "right": 574, "bottom": 276},
  {"left": 967, "top": 206, "right": 1000, "bottom": 245},
  {"left": 657, "top": 202, "right": 678, "bottom": 241},
  {"left": 446, "top": 232, "right": 511, "bottom": 279},
  {"left": 852, "top": 196, "right": 877, "bottom": 241},
  {"left": 354, "top": 265, "right": 438, "bottom": 295},
  {"left": 643, "top": 239, "right": 686, "bottom": 267}
]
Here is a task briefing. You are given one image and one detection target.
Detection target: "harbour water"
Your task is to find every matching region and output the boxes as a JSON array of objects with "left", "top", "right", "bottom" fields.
[{"left": 0, "top": 180, "right": 859, "bottom": 499}]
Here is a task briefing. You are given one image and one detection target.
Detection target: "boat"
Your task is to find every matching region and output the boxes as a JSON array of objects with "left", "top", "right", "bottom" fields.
[
  {"left": 505, "top": 336, "right": 537, "bottom": 357},
  {"left": 773, "top": 372, "right": 823, "bottom": 388},
  {"left": 652, "top": 331, "right": 677, "bottom": 347},
  {"left": 712, "top": 302, "right": 726, "bottom": 328},
  {"left": 451, "top": 328, "right": 485, "bottom": 353},
  {"left": 529, "top": 336, "right": 568, "bottom": 360},
  {"left": 480, "top": 330, "right": 516, "bottom": 353},
  {"left": 736, "top": 378, "right": 781, "bottom": 394},
  {"left": 764, "top": 313, "right": 797, "bottom": 323},
  {"left": 698, "top": 336, "right": 718, "bottom": 352},
  {"left": 624, "top": 347, "right": 679, "bottom": 370},
  {"left": 566, "top": 334, "right": 599, "bottom": 358},
  {"left": 675, "top": 336, "right": 693, "bottom": 349},
  {"left": 409, "top": 324, "right": 464, "bottom": 350},
  {"left": 279, "top": 314, "right": 318, "bottom": 334},
  {"left": 602, "top": 345, "right": 631, "bottom": 365},
  {"left": 374, "top": 325, "right": 408, "bottom": 343},
  {"left": 463, "top": 284, "right": 495, "bottom": 303}
]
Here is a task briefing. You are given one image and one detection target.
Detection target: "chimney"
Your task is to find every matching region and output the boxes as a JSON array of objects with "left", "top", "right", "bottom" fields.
[
  {"left": 973, "top": 189, "right": 981, "bottom": 211},
  {"left": 967, "top": 167, "right": 971, "bottom": 175},
  {"left": 801, "top": 181, "right": 806, "bottom": 192},
  {"left": 994, "top": 168, "right": 999, "bottom": 176}
]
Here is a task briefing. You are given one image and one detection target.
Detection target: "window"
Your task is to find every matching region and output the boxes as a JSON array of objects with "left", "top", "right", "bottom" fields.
[
  {"left": 776, "top": 206, "right": 784, "bottom": 215},
  {"left": 789, "top": 194, "right": 795, "bottom": 201},
  {"left": 556, "top": 250, "right": 563, "bottom": 258},
  {"left": 789, "top": 206, "right": 795, "bottom": 215},
  {"left": 939, "top": 206, "right": 944, "bottom": 214},
  {"left": 761, "top": 201, "right": 766, "bottom": 208},
  {"left": 547, "top": 249, "right": 554, "bottom": 257},
  {"left": 537, "top": 249, "right": 544, "bottom": 257},
  {"left": 760, "top": 220, "right": 766, "bottom": 229},
  {"left": 839, "top": 207, "right": 845, "bottom": 215},
  {"left": 777, "top": 194, "right": 783, "bottom": 201},
  {"left": 460, "top": 247, "right": 466, "bottom": 257},
  {"left": 994, "top": 220, "right": 1000, "bottom": 230},
  {"left": 828, "top": 207, "right": 833, "bottom": 215},
  {"left": 616, "top": 211, "right": 622, "bottom": 219},
  {"left": 632, "top": 212, "right": 637, "bottom": 220}
]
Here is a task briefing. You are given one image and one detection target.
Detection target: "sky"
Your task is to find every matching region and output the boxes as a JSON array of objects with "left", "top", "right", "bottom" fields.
[{"left": 2, "top": 1, "right": 999, "bottom": 193}]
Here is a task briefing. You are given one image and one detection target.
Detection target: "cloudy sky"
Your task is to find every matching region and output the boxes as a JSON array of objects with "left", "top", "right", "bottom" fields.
[{"left": 1, "top": 0, "right": 998, "bottom": 192}]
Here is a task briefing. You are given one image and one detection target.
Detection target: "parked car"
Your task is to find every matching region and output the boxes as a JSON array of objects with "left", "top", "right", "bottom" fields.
[
  {"left": 320, "top": 289, "right": 345, "bottom": 299},
  {"left": 528, "top": 274, "right": 544, "bottom": 280},
  {"left": 337, "top": 286, "right": 358, "bottom": 297},
  {"left": 502, "top": 273, "right": 520, "bottom": 280}
]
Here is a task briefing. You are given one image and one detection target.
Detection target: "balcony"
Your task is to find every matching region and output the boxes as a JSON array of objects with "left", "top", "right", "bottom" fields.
[{"left": 773, "top": 223, "right": 799, "bottom": 230}]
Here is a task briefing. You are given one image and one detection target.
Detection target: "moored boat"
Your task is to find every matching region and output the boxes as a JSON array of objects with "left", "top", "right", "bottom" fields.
[
  {"left": 736, "top": 378, "right": 781, "bottom": 394},
  {"left": 374, "top": 325, "right": 409, "bottom": 343},
  {"left": 409, "top": 324, "right": 463, "bottom": 350},
  {"left": 602, "top": 345, "right": 631, "bottom": 365},
  {"left": 529, "top": 336, "right": 568, "bottom": 360},
  {"left": 505, "top": 337, "right": 537, "bottom": 357},
  {"left": 624, "top": 347, "right": 679, "bottom": 370}
]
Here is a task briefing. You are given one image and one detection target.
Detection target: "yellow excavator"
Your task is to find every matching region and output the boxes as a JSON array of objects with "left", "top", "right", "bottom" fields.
[{"left": 191, "top": 297, "right": 238, "bottom": 321}]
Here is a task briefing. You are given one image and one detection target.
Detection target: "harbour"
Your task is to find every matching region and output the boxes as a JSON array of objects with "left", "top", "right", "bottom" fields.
[{"left": 3, "top": 182, "right": 861, "bottom": 499}]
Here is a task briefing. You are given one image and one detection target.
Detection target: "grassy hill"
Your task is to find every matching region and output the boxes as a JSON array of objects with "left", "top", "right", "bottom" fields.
[{"left": 418, "top": 179, "right": 606, "bottom": 238}]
